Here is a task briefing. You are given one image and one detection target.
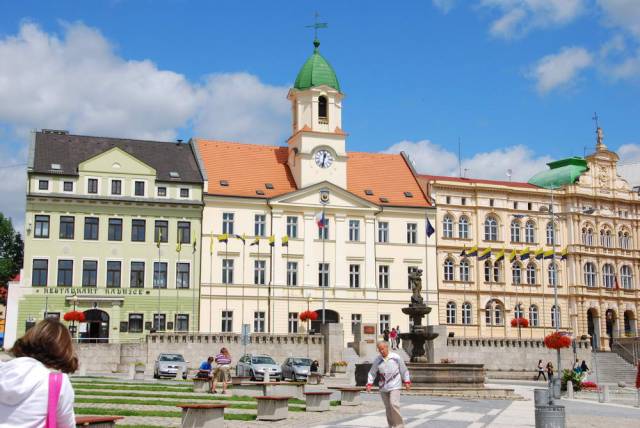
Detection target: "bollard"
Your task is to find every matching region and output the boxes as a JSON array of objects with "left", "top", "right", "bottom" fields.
[
  {"left": 552, "top": 377, "right": 561, "bottom": 399},
  {"left": 636, "top": 389, "right": 639, "bottom": 408},
  {"left": 534, "top": 389, "right": 550, "bottom": 406},
  {"left": 602, "top": 385, "right": 610, "bottom": 402},
  {"left": 566, "top": 381, "right": 574, "bottom": 399},
  {"left": 263, "top": 371, "right": 270, "bottom": 383}
]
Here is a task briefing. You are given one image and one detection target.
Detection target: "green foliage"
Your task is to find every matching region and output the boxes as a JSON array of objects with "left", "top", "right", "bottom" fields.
[
  {"left": 561, "top": 369, "right": 584, "bottom": 392},
  {"left": 0, "top": 213, "right": 23, "bottom": 302}
]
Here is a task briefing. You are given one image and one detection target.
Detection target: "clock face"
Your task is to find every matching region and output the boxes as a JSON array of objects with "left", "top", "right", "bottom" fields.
[{"left": 314, "top": 149, "right": 334, "bottom": 169}]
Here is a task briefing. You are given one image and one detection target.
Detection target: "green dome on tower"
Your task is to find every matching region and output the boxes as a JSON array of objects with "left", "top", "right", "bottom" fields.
[{"left": 294, "top": 39, "right": 341, "bottom": 92}]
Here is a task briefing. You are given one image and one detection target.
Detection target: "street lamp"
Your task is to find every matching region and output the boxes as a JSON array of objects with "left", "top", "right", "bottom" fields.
[{"left": 71, "top": 294, "right": 79, "bottom": 340}]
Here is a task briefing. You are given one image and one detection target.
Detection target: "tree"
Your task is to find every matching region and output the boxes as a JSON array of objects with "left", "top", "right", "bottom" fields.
[{"left": 0, "top": 213, "right": 23, "bottom": 304}]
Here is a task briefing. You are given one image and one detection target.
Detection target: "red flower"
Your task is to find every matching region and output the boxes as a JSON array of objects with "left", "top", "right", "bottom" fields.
[
  {"left": 309, "top": 311, "right": 318, "bottom": 321},
  {"left": 63, "top": 310, "right": 85, "bottom": 322},
  {"left": 544, "top": 332, "right": 571, "bottom": 349},
  {"left": 581, "top": 381, "right": 598, "bottom": 389},
  {"left": 511, "top": 317, "right": 529, "bottom": 328},
  {"left": 299, "top": 310, "right": 319, "bottom": 322}
]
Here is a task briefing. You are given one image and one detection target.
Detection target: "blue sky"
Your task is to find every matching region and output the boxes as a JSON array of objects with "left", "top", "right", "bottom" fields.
[{"left": 1, "top": 0, "right": 639, "bottom": 227}]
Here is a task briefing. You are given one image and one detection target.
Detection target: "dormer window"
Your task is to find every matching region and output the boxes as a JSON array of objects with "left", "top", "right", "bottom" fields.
[{"left": 318, "top": 96, "right": 328, "bottom": 124}]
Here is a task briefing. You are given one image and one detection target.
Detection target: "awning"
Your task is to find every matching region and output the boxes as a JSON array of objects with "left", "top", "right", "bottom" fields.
[{"left": 528, "top": 157, "right": 588, "bottom": 190}]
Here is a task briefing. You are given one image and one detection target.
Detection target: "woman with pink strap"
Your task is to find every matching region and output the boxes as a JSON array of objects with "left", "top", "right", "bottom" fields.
[{"left": 0, "top": 319, "right": 78, "bottom": 428}]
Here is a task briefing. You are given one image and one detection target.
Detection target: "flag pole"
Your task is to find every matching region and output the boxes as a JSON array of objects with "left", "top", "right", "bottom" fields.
[
  {"left": 256, "top": 239, "right": 260, "bottom": 332},
  {"left": 241, "top": 236, "right": 246, "bottom": 334},
  {"left": 268, "top": 235, "right": 273, "bottom": 333},
  {"left": 225, "top": 239, "right": 229, "bottom": 315},
  {"left": 286, "top": 238, "right": 290, "bottom": 332},
  {"left": 176, "top": 239, "right": 181, "bottom": 322},
  {"left": 156, "top": 233, "right": 161, "bottom": 332},
  {"left": 192, "top": 234, "right": 196, "bottom": 334},
  {"left": 209, "top": 233, "right": 213, "bottom": 333}
]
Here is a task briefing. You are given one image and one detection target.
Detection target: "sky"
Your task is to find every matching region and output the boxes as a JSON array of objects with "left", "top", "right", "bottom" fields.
[{"left": 1, "top": 0, "right": 640, "bottom": 231}]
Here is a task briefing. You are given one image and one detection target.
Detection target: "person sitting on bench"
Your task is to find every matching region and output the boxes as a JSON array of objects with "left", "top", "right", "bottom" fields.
[{"left": 197, "top": 357, "right": 214, "bottom": 391}]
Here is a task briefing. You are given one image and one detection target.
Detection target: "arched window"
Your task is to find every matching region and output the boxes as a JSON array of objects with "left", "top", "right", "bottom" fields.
[
  {"left": 548, "top": 262, "right": 558, "bottom": 287},
  {"left": 458, "top": 216, "right": 469, "bottom": 239},
  {"left": 443, "top": 215, "right": 454, "bottom": 238},
  {"left": 526, "top": 262, "right": 537, "bottom": 285},
  {"left": 484, "top": 216, "right": 498, "bottom": 241},
  {"left": 485, "top": 299, "right": 503, "bottom": 325},
  {"left": 462, "top": 302, "right": 472, "bottom": 325},
  {"left": 584, "top": 262, "right": 596, "bottom": 287},
  {"left": 525, "top": 221, "right": 536, "bottom": 244},
  {"left": 459, "top": 259, "right": 470, "bottom": 282},
  {"left": 600, "top": 228, "right": 612, "bottom": 247},
  {"left": 446, "top": 302, "right": 456, "bottom": 324},
  {"left": 514, "top": 304, "right": 524, "bottom": 319},
  {"left": 493, "top": 260, "right": 502, "bottom": 283},
  {"left": 444, "top": 258, "right": 454, "bottom": 281},
  {"left": 582, "top": 227, "right": 594, "bottom": 246},
  {"left": 621, "top": 265, "right": 633, "bottom": 290},
  {"left": 318, "top": 95, "right": 328, "bottom": 121},
  {"left": 602, "top": 264, "right": 615, "bottom": 288},
  {"left": 512, "top": 262, "right": 522, "bottom": 285},
  {"left": 619, "top": 230, "right": 632, "bottom": 250},
  {"left": 551, "top": 305, "right": 561, "bottom": 328},
  {"left": 546, "top": 222, "right": 557, "bottom": 246},
  {"left": 529, "top": 305, "right": 539, "bottom": 327},
  {"left": 510, "top": 220, "right": 521, "bottom": 243},
  {"left": 484, "top": 260, "right": 493, "bottom": 282}
]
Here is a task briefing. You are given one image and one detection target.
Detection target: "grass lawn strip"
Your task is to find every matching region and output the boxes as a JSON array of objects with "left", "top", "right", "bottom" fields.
[
  {"left": 74, "top": 408, "right": 256, "bottom": 421},
  {"left": 72, "top": 380, "right": 191, "bottom": 388},
  {"left": 73, "top": 389, "right": 307, "bottom": 405},
  {"left": 75, "top": 398, "right": 308, "bottom": 412},
  {"left": 72, "top": 384, "right": 191, "bottom": 393}
]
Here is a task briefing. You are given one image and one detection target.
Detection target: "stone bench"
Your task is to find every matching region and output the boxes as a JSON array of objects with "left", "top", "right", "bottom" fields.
[
  {"left": 177, "top": 403, "right": 227, "bottom": 428},
  {"left": 304, "top": 391, "right": 332, "bottom": 412},
  {"left": 255, "top": 396, "right": 290, "bottom": 421},
  {"left": 192, "top": 376, "right": 210, "bottom": 393},
  {"left": 307, "top": 373, "right": 324, "bottom": 385},
  {"left": 75, "top": 416, "right": 123, "bottom": 427},
  {"left": 335, "top": 387, "right": 363, "bottom": 406}
]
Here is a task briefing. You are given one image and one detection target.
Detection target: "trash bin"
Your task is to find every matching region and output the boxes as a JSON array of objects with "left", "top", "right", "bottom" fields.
[
  {"left": 535, "top": 405, "right": 565, "bottom": 428},
  {"left": 534, "top": 389, "right": 550, "bottom": 406}
]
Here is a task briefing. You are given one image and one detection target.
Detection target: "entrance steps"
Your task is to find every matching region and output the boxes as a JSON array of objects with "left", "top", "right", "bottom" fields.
[{"left": 592, "top": 351, "right": 637, "bottom": 386}]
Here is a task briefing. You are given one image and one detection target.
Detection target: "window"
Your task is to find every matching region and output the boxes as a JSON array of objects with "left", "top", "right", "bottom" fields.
[
  {"left": 318, "top": 219, "right": 329, "bottom": 240},
  {"left": 222, "top": 213, "right": 234, "bottom": 234},
  {"left": 222, "top": 311, "right": 233, "bottom": 332},
  {"left": 179, "top": 188, "right": 189, "bottom": 198},
  {"left": 349, "top": 220, "right": 360, "bottom": 241},
  {"left": 443, "top": 259, "right": 454, "bottom": 281},
  {"left": 134, "top": 181, "right": 145, "bottom": 196},
  {"left": 87, "top": 178, "right": 98, "bottom": 194},
  {"left": 619, "top": 231, "right": 632, "bottom": 249},
  {"left": 377, "top": 221, "right": 389, "bottom": 243},
  {"left": 546, "top": 222, "right": 556, "bottom": 246},
  {"left": 107, "top": 218, "right": 122, "bottom": 241},
  {"left": 513, "top": 201, "right": 518, "bottom": 209},
  {"left": 254, "top": 214, "right": 266, "bottom": 237},
  {"left": 584, "top": 262, "right": 597, "bottom": 287},
  {"left": 379, "top": 314, "right": 390, "bottom": 335},
  {"left": 582, "top": 227, "right": 594, "bottom": 246},
  {"left": 514, "top": 304, "right": 524, "bottom": 319},
  {"left": 484, "top": 216, "right": 498, "bottom": 241},
  {"left": 129, "top": 314, "right": 143, "bottom": 333},
  {"left": 458, "top": 216, "right": 469, "bottom": 239},
  {"left": 525, "top": 221, "right": 535, "bottom": 244},
  {"left": 526, "top": 263, "right": 537, "bottom": 285},
  {"left": 407, "top": 223, "right": 417, "bottom": 244},
  {"left": 222, "top": 259, "right": 234, "bottom": 284},
  {"left": 59, "top": 216, "right": 74, "bottom": 239},
  {"left": 34, "top": 215, "right": 50, "bottom": 238},
  {"left": 551, "top": 305, "right": 560, "bottom": 328},
  {"left": 176, "top": 263, "right": 190, "bottom": 289},
  {"left": 130, "top": 262, "right": 145, "bottom": 288},
  {"left": 63, "top": 181, "right": 73, "bottom": 192},
  {"left": 603, "top": 264, "right": 615, "bottom": 288},
  {"left": 57, "top": 260, "right": 73, "bottom": 286},
  {"left": 378, "top": 265, "right": 390, "bottom": 289},
  {"left": 287, "top": 261, "right": 298, "bottom": 286},
  {"left": 318, "top": 95, "right": 328, "bottom": 120},
  {"left": 177, "top": 221, "right": 191, "bottom": 244},
  {"left": 462, "top": 302, "right": 472, "bottom": 325},
  {"left": 408, "top": 266, "right": 419, "bottom": 289},
  {"left": 459, "top": 259, "right": 470, "bottom": 282},
  {"left": 529, "top": 305, "right": 539, "bottom": 327},
  {"left": 106, "top": 261, "right": 121, "bottom": 288},
  {"left": 489, "top": 198, "right": 494, "bottom": 207},
  {"left": 254, "top": 260, "right": 266, "bottom": 285},
  {"left": 485, "top": 300, "right": 503, "bottom": 325},
  {"left": 84, "top": 217, "right": 99, "bottom": 240},
  {"left": 157, "top": 186, "right": 167, "bottom": 197},
  {"left": 446, "top": 302, "right": 456, "bottom": 324},
  {"left": 548, "top": 262, "right": 558, "bottom": 287},
  {"left": 286, "top": 216, "right": 298, "bottom": 238},
  {"left": 319, "top": 263, "right": 329, "bottom": 287},
  {"left": 288, "top": 312, "right": 298, "bottom": 333},
  {"left": 153, "top": 262, "right": 168, "bottom": 288},
  {"left": 621, "top": 265, "right": 633, "bottom": 290},
  {"left": 154, "top": 220, "right": 168, "bottom": 243},
  {"left": 510, "top": 221, "right": 520, "bottom": 243},
  {"left": 175, "top": 314, "right": 189, "bottom": 331},
  {"left": 443, "top": 215, "right": 453, "bottom": 238},
  {"left": 600, "top": 229, "right": 612, "bottom": 247},
  {"left": 493, "top": 261, "right": 502, "bottom": 282},
  {"left": 349, "top": 264, "right": 360, "bottom": 288},
  {"left": 38, "top": 179, "right": 49, "bottom": 190},
  {"left": 111, "top": 180, "right": 122, "bottom": 195},
  {"left": 153, "top": 313, "right": 166, "bottom": 331},
  {"left": 131, "top": 219, "right": 146, "bottom": 242},
  {"left": 351, "top": 314, "right": 362, "bottom": 335},
  {"left": 512, "top": 262, "right": 522, "bottom": 285},
  {"left": 461, "top": 197, "right": 466, "bottom": 205},
  {"left": 82, "top": 260, "right": 97, "bottom": 287},
  {"left": 445, "top": 196, "right": 451, "bottom": 204},
  {"left": 254, "top": 311, "right": 265, "bottom": 333},
  {"left": 484, "top": 260, "right": 492, "bottom": 282},
  {"left": 527, "top": 202, "right": 532, "bottom": 210},
  {"left": 32, "top": 259, "right": 48, "bottom": 286}
]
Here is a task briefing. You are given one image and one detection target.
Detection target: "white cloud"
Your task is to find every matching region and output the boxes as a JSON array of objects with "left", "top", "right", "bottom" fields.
[
  {"left": 432, "top": 0, "right": 457, "bottom": 14},
  {"left": 384, "top": 140, "right": 552, "bottom": 182},
  {"left": 481, "top": 0, "right": 586, "bottom": 38},
  {"left": 527, "top": 47, "right": 593, "bottom": 94},
  {"left": 597, "top": 0, "right": 640, "bottom": 38},
  {"left": 617, "top": 143, "right": 640, "bottom": 185}
]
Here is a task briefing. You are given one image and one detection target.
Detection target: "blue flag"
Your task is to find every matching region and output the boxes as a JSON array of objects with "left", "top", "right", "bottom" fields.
[{"left": 426, "top": 218, "right": 435, "bottom": 238}]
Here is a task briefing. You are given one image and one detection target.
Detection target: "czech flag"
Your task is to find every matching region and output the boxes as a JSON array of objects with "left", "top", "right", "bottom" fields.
[{"left": 315, "top": 211, "right": 327, "bottom": 228}]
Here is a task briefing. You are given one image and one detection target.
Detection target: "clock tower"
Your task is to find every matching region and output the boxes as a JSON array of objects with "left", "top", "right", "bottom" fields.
[{"left": 287, "top": 39, "right": 347, "bottom": 189}]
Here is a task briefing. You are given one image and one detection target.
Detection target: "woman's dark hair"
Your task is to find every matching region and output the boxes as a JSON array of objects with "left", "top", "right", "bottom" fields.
[{"left": 10, "top": 319, "right": 79, "bottom": 373}]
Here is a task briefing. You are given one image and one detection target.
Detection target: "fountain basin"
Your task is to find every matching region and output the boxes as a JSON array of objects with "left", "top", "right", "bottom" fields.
[{"left": 355, "top": 363, "right": 485, "bottom": 387}]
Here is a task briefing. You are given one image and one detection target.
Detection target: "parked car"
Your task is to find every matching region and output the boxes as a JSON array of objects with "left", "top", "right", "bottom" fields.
[
  {"left": 236, "top": 354, "right": 282, "bottom": 381},
  {"left": 281, "top": 357, "right": 312, "bottom": 381},
  {"left": 153, "top": 353, "right": 188, "bottom": 379}
]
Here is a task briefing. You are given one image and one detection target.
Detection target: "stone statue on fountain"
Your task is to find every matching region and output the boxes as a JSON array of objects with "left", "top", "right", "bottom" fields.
[{"left": 409, "top": 269, "right": 424, "bottom": 305}]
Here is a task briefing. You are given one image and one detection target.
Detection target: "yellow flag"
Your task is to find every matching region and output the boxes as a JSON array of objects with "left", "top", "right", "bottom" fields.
[{"left": 209, "top": 232, "right": 214, "bottom": 255}]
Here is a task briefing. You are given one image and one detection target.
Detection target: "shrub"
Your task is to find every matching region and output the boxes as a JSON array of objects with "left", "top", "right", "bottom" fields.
[
  {"left": 561, "top": 369, "right": 584, "bottom": 391},
  {"left": 544, "top": 332, "right": 571, "bottom": 349}
]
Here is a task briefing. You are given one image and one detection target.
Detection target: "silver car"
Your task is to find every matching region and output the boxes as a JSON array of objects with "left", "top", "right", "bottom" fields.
[
  {"left": 282, "top": 357, "right": 312, "bottom": 381},
  {"left": 154, "top": 353, "right": 188, "bottom": 379},
  {"left": 236, "top": 354, "right": 281, "bottom": 381}
]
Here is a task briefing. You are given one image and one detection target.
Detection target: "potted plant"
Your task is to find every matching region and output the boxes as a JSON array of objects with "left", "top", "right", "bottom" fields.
[
  {"left": 331, "top": 361, "right": 348, "bottom": 374},
  {"left": 544, "top": 332, "right": 572, "bottom": 349},
  {"left": 440, "top": 358, "right": 456, "bottom": 364},
  {"left": 134, "top": 362, "right": 146, "bottom": 380},
  {"left": 510, "top": 317, "right": 529, "bottom": 328}
]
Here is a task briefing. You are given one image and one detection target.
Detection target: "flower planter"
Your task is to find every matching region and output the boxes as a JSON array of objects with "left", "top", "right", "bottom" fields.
[
  {"left": 331, "top": 365, "right": 347, "bottom": 374},
  {"left": 134, "top": 365, "right": 145, "bottom": 381}
]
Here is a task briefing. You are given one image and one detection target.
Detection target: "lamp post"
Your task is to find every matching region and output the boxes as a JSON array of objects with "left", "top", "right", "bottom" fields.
[{"left": 71, "top": 294, "right": 79, "bottom": 341}]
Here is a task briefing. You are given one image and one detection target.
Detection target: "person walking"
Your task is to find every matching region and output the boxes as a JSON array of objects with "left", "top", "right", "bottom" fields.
[
  {"left": 366, "top": 341, "right": 411, "bottom": 428},
  {"left": 389, "top": 328, "right": 398, "bottom": 350},
  {"left": 536, "top": 359, "right": 547, "bottom": 381},
  {"left": 211, "top": 348, "right": 232, "bottom": 394},
  {"left": 395, "top": 325, "right": 401, "bottom": 350},
  {"left": 580, "top": 360, "right": 589, "bottom": 373},
  {"left": 546, "top": 362, "right": 554, "bottom": 382},
  {"left": 383, "top": 328, "right": 390, "bottom": 343},
  {"left": 0, "top": 319, "right": 78, "bottom": 428}
]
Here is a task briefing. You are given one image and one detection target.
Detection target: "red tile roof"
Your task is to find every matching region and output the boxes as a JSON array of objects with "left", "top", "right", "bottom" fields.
[
  {"left": 196, "top": 139, "right": 430, "bottom": 207},
  {"left": 419, "top": 174, "right": 537, "bottom": 189}
]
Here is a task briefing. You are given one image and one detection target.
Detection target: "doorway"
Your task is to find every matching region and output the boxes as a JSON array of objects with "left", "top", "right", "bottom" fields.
[
  {"left": 82, "top": 309, "right": 110, "bottom": 343},
  {"left": 310, "top": 309, "right": 339, "bottom": 334},
  {"left": 587, "top": 308, "right": 600, "bottom": 349}
]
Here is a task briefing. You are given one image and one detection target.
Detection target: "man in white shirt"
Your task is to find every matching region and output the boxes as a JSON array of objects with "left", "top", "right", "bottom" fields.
[{"left": 366, "top": 341, "right": 411, "bottom": 428}]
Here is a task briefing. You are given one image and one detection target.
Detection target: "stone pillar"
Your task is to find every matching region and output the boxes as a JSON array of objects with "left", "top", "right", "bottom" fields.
[
  {"left": 364, "top": 217, "right": 376, "bottom": 288},
  {"left": 320, "top": 322, "right": 344, "bottom": 375},
  {"left": 334, "top": 214, "right": 347, "bottom": 288}
]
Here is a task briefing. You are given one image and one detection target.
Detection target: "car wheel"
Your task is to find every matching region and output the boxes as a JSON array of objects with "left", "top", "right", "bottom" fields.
[
  {"left": 292, "top": 373, "right": 297, "bottom": 382},
  {"left": 153, "top": 370, "right": 159, "bottom": 379},
  {"left": 250, "top": 370, "right": 256, "bottom": 381}
]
